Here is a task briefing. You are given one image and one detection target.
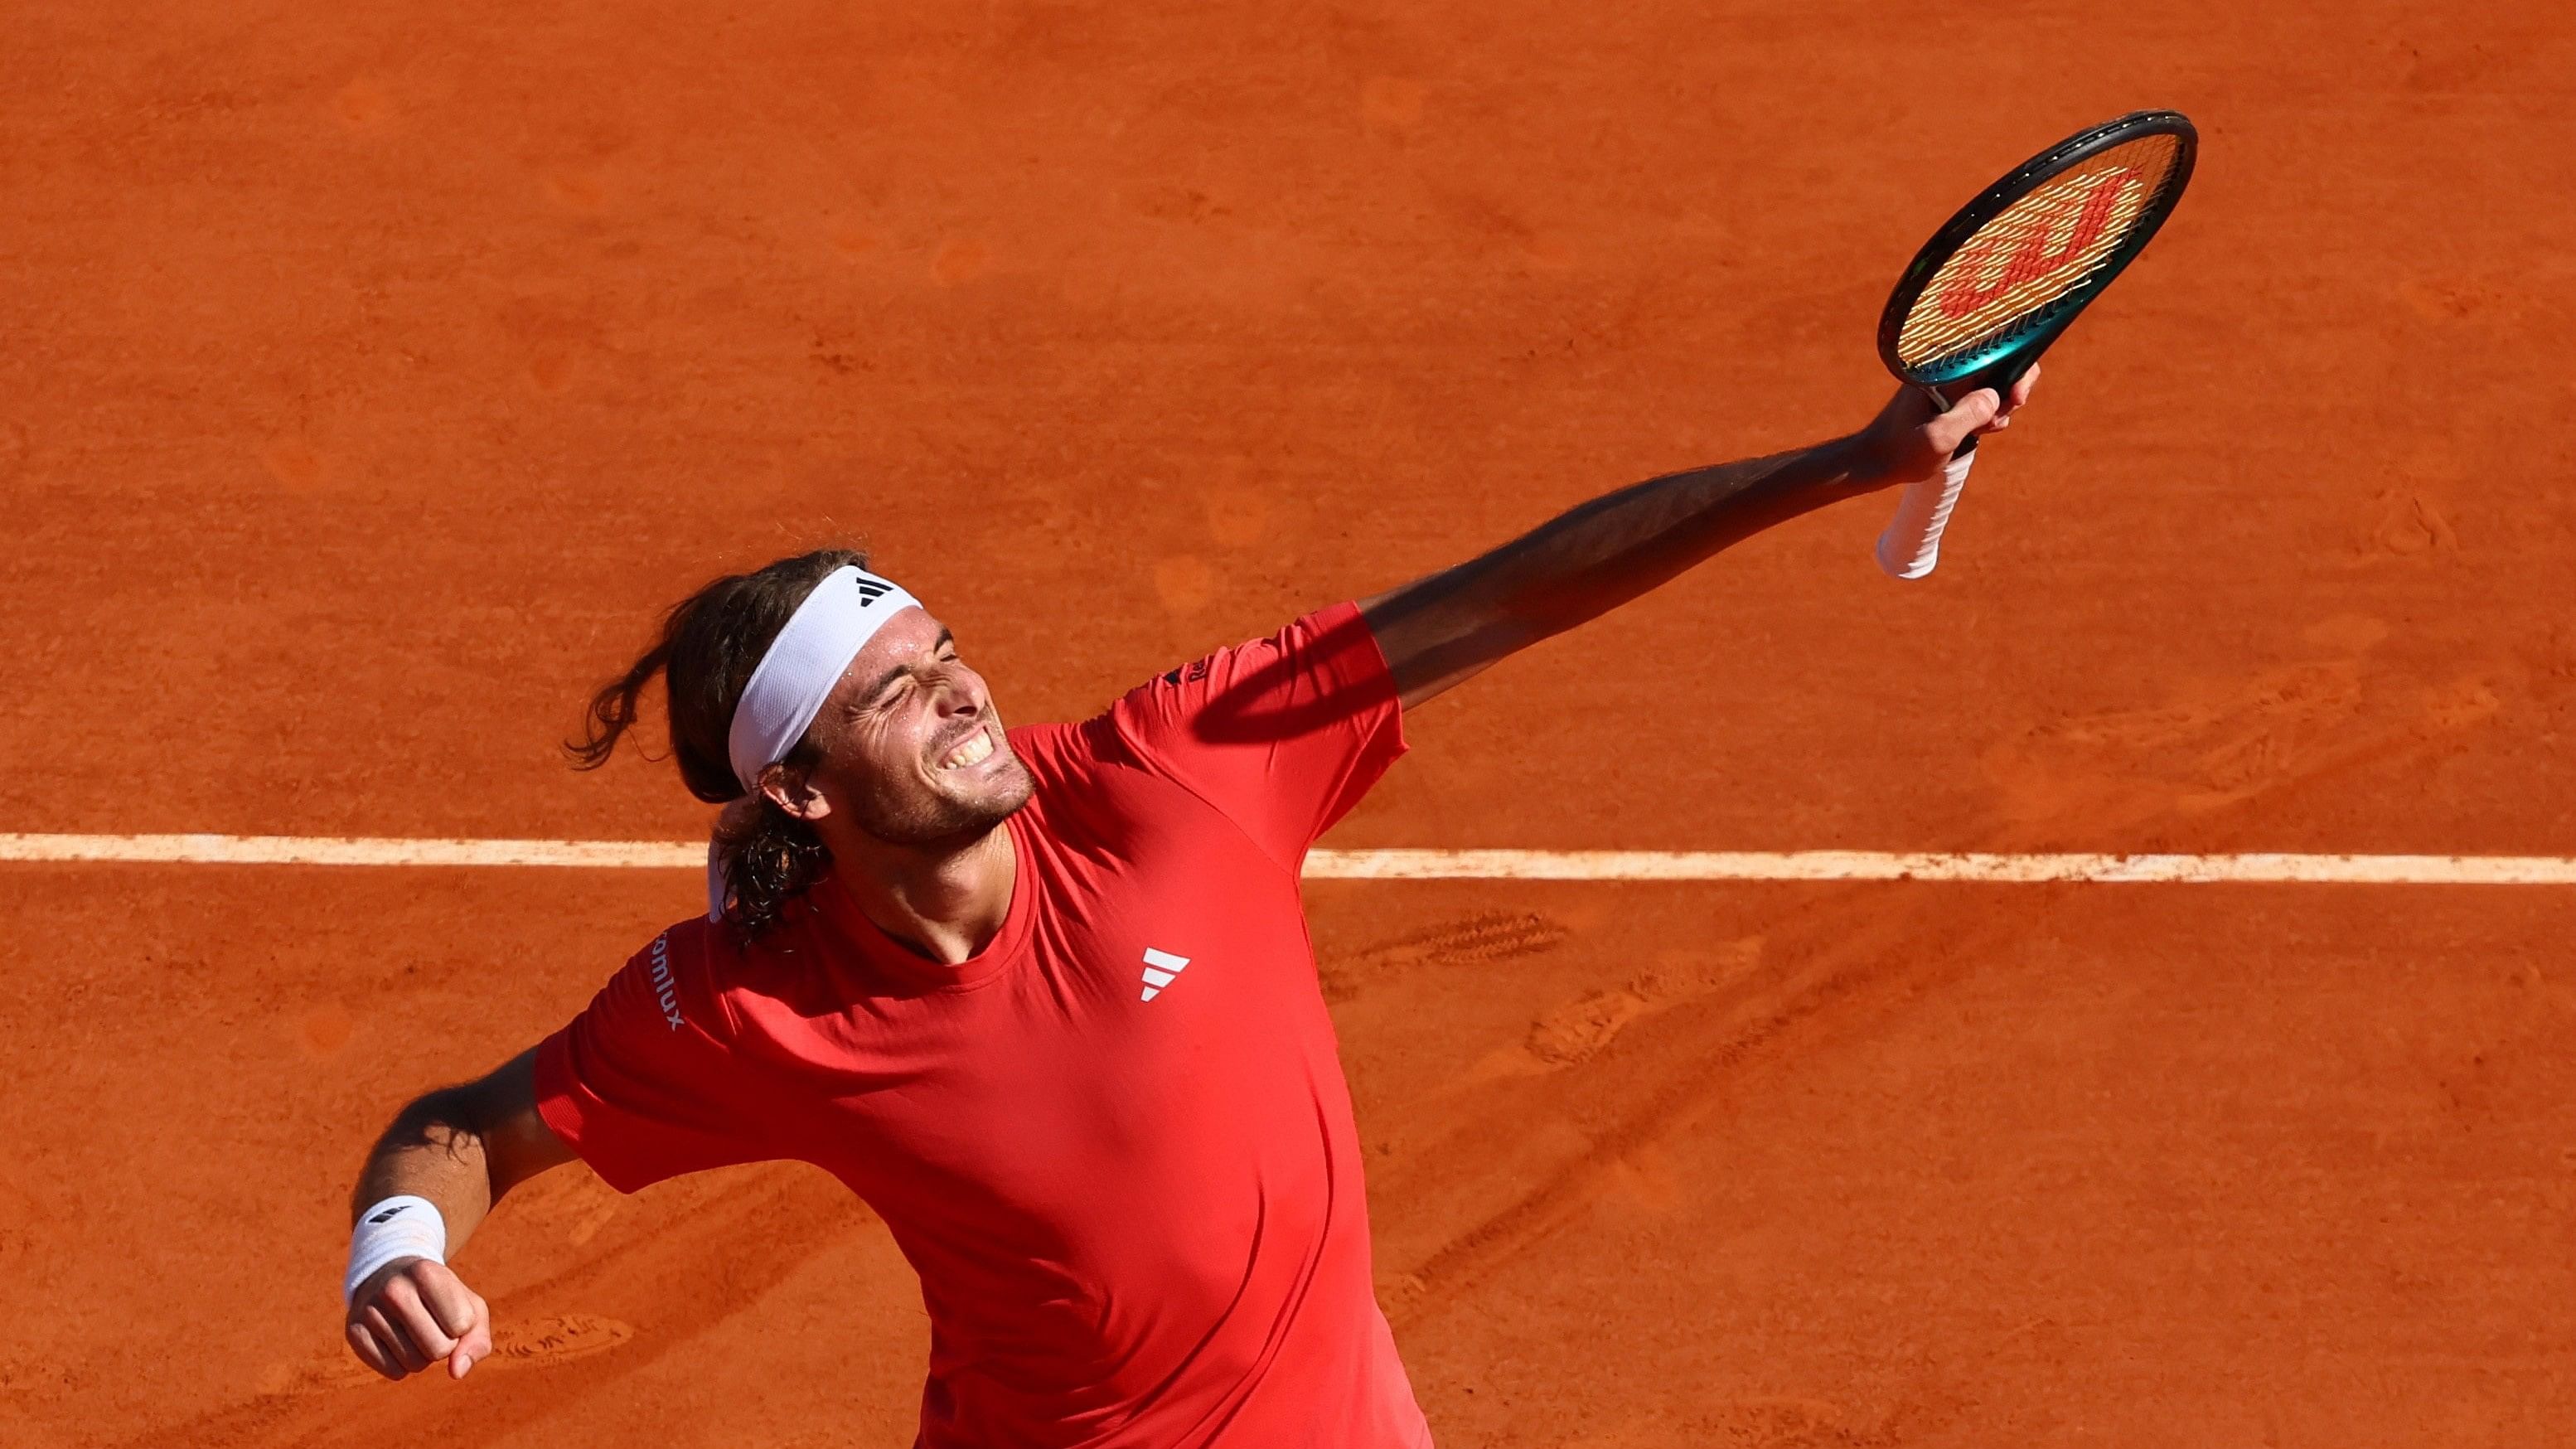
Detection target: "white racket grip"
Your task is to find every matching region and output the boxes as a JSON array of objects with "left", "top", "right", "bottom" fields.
[{"left": 1875, "top": 450, "right": 1977, "bottom": 579}]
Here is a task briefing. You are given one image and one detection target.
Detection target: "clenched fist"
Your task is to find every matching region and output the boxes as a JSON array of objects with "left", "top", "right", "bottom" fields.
[{"left": 346, "top": 1257, "right": 493, "bottom": 1382}]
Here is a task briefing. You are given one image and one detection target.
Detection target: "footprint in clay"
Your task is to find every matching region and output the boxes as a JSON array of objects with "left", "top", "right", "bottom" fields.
[
  {"left": 1689, "top": 1396, "right": 1860, "bottom": 1447},
  {"left": 1320, "top": 910, "right": 1571, "bottom": 1001},
  {"left": 1521, "top": 939, "right": 1765, "bottom": 1070}
]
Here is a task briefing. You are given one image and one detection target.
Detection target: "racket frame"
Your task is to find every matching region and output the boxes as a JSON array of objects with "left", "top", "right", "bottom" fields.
[{"left": 1877, "top": 109, "right": 2199, "bottom": 406}]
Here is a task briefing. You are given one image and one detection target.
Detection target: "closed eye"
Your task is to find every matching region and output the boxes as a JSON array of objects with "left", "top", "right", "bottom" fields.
[{"left": 851, "top": 628, "right": 958, "bottom": 710}]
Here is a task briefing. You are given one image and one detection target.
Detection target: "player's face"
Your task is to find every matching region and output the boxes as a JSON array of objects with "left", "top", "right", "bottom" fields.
[{"left": 804, "top": 608, "right": 1034, "bottom": 847}]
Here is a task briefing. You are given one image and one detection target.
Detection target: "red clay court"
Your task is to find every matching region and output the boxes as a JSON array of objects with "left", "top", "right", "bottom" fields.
[{"left": 6, "top": 2, "right": 2574, "bottom": 1446}]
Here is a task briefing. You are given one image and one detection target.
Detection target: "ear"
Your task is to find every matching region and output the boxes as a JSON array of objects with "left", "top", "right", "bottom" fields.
[{"left": 758, "top": 763, "right": 833, "bottom": 823}]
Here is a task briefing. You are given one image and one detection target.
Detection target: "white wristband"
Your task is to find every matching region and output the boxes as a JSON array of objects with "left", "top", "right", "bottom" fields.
[{"left": 345, "top": 1195, "right": 448, "bottom": 1305}]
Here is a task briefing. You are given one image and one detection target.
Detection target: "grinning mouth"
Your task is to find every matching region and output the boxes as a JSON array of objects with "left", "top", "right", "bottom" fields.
[{"left": 937, "top": 726, "right": 995, "bottom": 772}]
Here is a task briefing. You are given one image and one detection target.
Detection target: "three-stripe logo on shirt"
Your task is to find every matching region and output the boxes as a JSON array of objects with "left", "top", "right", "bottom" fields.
[{"left": 1139, "top": 947, "right": 1190, "bottom": 1002}]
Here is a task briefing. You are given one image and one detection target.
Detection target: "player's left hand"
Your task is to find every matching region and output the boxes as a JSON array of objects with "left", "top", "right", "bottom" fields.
[{"left": 1851, "top": 362, "right": 2039, "bottom": 489}]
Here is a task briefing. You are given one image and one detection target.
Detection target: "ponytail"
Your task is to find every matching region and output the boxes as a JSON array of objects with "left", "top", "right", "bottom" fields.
[{"left": 565, "top": 547, "right": 870, "bottom": 938}]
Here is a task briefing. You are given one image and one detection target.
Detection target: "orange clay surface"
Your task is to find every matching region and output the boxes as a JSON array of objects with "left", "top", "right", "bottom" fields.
[{"left": 6, "top": 2, "right": 2576, "bottom": 1446}]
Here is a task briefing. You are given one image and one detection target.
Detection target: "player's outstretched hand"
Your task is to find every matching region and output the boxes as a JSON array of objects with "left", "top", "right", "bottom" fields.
[
  {"left": 345, "top": 1257, "right": 493, "bottom": 1382},
  {"left": 1852, "top": 363, "right": 2039, "bottom": 489}
]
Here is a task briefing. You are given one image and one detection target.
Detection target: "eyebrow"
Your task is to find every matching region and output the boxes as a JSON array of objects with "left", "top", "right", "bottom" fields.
[{"left": 856, "top": 628, "right": 955, "bottom": 705}]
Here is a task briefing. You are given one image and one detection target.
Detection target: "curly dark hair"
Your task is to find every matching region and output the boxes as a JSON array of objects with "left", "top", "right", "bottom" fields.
[{"left": 568, "top": 547, "right": 867, "bottom": 939}]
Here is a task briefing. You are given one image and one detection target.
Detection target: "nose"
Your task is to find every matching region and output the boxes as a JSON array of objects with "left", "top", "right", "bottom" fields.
[{"left": 932, "top": 663, "right": 988, "bottom": 718}]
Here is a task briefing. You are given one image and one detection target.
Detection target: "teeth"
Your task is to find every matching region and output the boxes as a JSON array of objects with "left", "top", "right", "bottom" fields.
[{"left": 941, "top": 730, "right": 994, "bottom": 770}]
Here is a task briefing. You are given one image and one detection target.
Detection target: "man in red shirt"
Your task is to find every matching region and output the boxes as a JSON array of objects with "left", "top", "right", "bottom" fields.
[{"left": 340, "top": 377, "right": 2032, "bottom": 1445}]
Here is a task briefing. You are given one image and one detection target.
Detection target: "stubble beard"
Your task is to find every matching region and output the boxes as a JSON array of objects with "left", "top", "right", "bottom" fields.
[{"left": 848, "top": 755, "right": 1036, "bottom": 850}]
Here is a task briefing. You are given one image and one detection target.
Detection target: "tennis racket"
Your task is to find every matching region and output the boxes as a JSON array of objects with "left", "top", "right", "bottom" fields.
[{"left": 1875, "top": 109, "right": 2198, "bottom": 579}]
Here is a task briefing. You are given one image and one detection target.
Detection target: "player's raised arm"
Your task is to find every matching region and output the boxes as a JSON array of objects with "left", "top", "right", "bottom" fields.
[
  {"left": 1354, "top": 371, "right": 2035, "bottom": 710},
  {"left": 341, "top": 1047, "right": 574, "bottom": 1382}
]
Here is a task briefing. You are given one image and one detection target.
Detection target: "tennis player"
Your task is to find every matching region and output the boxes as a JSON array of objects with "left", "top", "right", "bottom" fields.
[{"left": 340, "top": 372, "right": 2033, "bottom": 1446}]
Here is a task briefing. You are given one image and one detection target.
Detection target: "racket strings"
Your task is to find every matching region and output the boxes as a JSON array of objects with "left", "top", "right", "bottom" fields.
[{"left": 1895, "top": 133, "right": 2184, "bottom": 371}]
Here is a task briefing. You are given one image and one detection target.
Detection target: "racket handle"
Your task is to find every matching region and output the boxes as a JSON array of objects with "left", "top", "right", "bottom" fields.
[{"left": 1875, "top": 438, "right": 1978, "bottom": 579}]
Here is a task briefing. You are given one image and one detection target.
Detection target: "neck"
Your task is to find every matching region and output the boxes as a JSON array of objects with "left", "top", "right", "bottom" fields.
[{"left": 817, "top": 819, "right": 1017, "bottom": 966}]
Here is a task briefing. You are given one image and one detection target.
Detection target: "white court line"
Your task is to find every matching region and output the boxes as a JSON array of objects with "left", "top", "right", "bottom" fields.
[{"left": 1, "top": 835, "right": 2573, "bottom": 884}]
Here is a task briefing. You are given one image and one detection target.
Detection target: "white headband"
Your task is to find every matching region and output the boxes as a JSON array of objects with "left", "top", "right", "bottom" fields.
[
  {"left": 709, "top": 565, "right": 922, "bottom": 921},
  {"left": 726, "top": 565, "right": 922, "bottom": 793}
]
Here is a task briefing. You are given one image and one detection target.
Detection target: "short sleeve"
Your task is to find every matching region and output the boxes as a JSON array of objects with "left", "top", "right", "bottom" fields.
[
  {"left": 1105, "top": 600, "right": 1409, "bottom": 872},
  {"left": 532, "top": 922, "right": 780, "bottom": 1194}
]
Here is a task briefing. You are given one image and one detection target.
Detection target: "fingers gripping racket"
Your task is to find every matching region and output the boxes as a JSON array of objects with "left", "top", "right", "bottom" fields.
[{"left": 1874, "top": 110, "right": 2198, "bottom": 578}]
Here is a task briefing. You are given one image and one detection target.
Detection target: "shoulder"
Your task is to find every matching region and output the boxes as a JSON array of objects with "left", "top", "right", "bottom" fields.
[
  {"left": 608, "top": 913, "right": 787, "bottom": 1044},
  {"left": 1116, "top": 602, "right": 1394, "bottom": 736}
]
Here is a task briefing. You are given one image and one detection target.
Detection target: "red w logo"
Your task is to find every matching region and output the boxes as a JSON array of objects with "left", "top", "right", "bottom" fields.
[{"left": 1934, "top": 167, "right": 2139, "bottom": 319}]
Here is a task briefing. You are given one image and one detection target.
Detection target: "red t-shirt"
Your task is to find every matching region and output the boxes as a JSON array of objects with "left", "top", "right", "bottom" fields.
[{"left": 534, "top": 602, "right": 1431, "bottom": 1448}]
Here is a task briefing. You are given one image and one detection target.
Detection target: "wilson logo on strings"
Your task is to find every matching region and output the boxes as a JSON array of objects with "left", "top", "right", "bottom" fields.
[{"left": 1934, "top": 167, "right": 2139, "bottom": 319}]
